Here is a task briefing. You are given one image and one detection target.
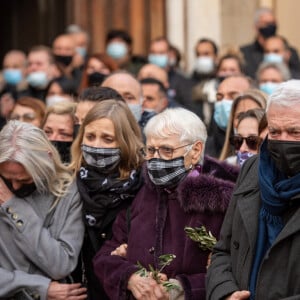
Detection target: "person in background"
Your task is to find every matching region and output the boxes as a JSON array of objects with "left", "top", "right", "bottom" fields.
[
  {"left": 45, "top": 77, "right": 77, "bottom": 106},
  {"left": 140, "top": 78, "right": 168, "bottom": 114},
  {"left": 205, "top": 75, "right": 252, "bottom": 158},
  {"left": 101, "top": 71, "right": 143, "bottom": 122},
  {"left": 206, "top": 79, "right": 300, "bottom": 300},
  {"left": 42, "top": 102, "right": 77, "bottom": 163},
  {"left": 20, "top": 45, "right": 55, "bottom": 101},
  {"left": 192, "top": 50, "right": 244, "bottom": 126},
  {"left": 70, "top": 100, "right": 144, "bottom": 299},
  {"left": 219, "top": 90, "right": 267, "bottom": 163},
  {"left": 148, "top": 37, "right": 193, "bottom": 109},
  {"left": 0, "top": 120, "right": 85, "bottom": 300},
  {"left": 79, "top": 53, "right": 118, "bottom": 92},
  {"left": 74, "top": 86, "right": 124, "bottom": 126},
  {"left": 52, "top": 34, "right": 83, "bottom": 89},
  {"left": 168, "top": 44, "right": 183, "bottom": 74},
  {"left": 228, "top": 109, "right": 265, "bottom": 166},
  {"left": 66, "top": 24, "right": 90, "bottom": 69},
  {"left": 9, "top": 96, "right": 46, "bottom": 128},
  {"left": 256, "top": 61, "right": 291, "bottom": 95},
  {"left": 93, "top": 107, "right": 239, "bottom": 299},
  {"left": 105, "top": 29, "right": 146, "bottom": 75},
  {"left": 240, "top": 7, "right": 300, "bottom": 79},
  {"left": 262, "top": 35, "right": 300, "bottom": 79},
  {"left": 191, "top": 38, "right": 218, "bottom": 85}
]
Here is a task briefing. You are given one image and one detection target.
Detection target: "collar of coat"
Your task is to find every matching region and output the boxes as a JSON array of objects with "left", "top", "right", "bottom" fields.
[{"left": 143, "top": 155, "right": 239, "bottom": 214}]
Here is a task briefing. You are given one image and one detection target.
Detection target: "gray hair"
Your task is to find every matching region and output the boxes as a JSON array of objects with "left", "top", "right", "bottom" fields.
[
  {"left": 0, "top": 121, "right": 72, "bottom": 198},
  {"left": 266, "top": 79, "right": 300, "bottom": 112},
  {"left": 254, "top": 7, "right": 274, "bottom": 26},
  {"left": 256, "top": 62, "right": 291, "bottom": 82},
  {"left": 144, "top": 107, "right": 207, "bottom": 161}
]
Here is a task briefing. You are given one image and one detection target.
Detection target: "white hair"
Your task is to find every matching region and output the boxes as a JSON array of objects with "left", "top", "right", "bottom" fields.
[
  {"left": 144, "top": 107, "right": 207, "bottom": 161},
  {"left": 0, "top": 121, "right": 72, "bottom": 198},
  {"left": 256, "top": 62, "right": 291, "bottom": 82},
  {"left": 266, "top": 79, "right": 300, "bottom": 112}
]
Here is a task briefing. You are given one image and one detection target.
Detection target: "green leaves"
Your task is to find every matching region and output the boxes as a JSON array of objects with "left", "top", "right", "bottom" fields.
[
  {"left": 135, "top": 254, "right": 180, "bottom": 292},
  {"left": 184, "top": 225, "right": 217, "bottom": 251}
]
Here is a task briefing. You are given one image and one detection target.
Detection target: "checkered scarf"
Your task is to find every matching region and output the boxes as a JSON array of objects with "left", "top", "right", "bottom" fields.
[
  {"left": 81, "top": 144, "right": 121, "bottom": 170},
  {"left": 147, "top": 157, "right": 188, "bottom": 188}
]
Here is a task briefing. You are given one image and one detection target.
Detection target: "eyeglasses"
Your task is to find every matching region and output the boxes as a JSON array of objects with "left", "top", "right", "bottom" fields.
[
  {"left": 143, "top": 143, "right": 193, "bottom": 159},
  {"left": 10, "top": 113, "right": 37, "bottom": 122},
  {"left": 229, "top": 135, "right": 262, "bottom": 151}
]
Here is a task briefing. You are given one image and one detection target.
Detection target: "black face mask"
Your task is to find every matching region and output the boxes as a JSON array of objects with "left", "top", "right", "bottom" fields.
[
  {"left": 88, "top": 72, "right": 107, "bottom": 87},
  {"left": 51, "top": 140, "right": 73, "bottom": 164},
  {"left": 259, "top": 23, "right": 277, "bottom": 38},
  {"left": 54, "top": 54, "right": 73, "bottom": 67},
  {"left": 0, "top": 175, "right": 36, "bottom": 198},
  {"left": 267, "top": 139, "right": 300, "bottom": 177}
]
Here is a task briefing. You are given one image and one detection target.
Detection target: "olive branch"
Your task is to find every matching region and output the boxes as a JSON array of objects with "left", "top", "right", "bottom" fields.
[
  {"left": 184, "top": 225, "right": 217, "bottom": 251},
  {"left": 135, "top": 254, "right": 180, "bottom": 292}
]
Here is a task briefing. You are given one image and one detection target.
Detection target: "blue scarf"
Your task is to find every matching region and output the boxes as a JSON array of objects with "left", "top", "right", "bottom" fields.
[{"left": 249, "top": 139, "right": 300, "bottom": 298}]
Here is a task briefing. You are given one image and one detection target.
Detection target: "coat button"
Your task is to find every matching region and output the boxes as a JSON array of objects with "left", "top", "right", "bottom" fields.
[
  {"left": 6, "top": 207, "right": 13, "bottom": 214},
  {"left": 233, "top": 240, "right": 239, "bottom": 249},
  {"left": 12, "top": 213, "right": 18, "bottom": 220},
  {"left": 16, "top": 220, "right": 24, "bottom": 227},
  {"left": 149, "top": 247, "right": 155, "bottom": 254},
  {"left": 101, "top": 233, "right": 106, "bottom": 239}
]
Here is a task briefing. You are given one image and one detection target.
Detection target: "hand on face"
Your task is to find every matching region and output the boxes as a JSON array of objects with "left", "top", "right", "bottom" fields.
[{"left": 0, "top": 177, "right": 13, "bottom": 205}]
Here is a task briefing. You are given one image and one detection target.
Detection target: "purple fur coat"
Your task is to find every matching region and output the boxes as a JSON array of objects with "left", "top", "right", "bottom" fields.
[{"left": 93, "top": 156, "right": 239, "bottom": 299}]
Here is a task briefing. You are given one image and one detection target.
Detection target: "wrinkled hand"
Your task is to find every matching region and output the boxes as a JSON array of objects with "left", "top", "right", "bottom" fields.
[
  {"left": 0, "top": 177, "right": 13, "bottom": 205},
  {"left": 47, "top": 282, "right": 87, "bottom": 300},
  {"left": 111, "top": 243, "right": 128, "bottom": 257},
  {"left": 225, "top": 290, "right": 250, "bottom": 300},
  {"left": 128, "top": 273, "right": 169, "bottom": 300}
]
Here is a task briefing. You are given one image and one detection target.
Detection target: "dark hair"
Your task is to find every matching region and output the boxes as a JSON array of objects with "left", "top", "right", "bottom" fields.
[
  {"left": 106, "top": 29, "right": 132, "bottom": 45},
  {"left": 46, "top": 76, "right": 78, "bottom": 97},
  {"left": 140, "top": 78, "right": 167, "bottom": 95},
  {"left": 78, "top": 86, "right": 124, "bottom": 103},
  {"left": 196, "top": 38, "right": 218, "bottom": 56},
  {"left": 217, "top": 53, "right": 245, "bottom": 74},
  {"left": 237, "top": 108, "right": 266, "bottom": 128},
  {"left": 169, "top": 44, "right": 182, "bottom": 67}
]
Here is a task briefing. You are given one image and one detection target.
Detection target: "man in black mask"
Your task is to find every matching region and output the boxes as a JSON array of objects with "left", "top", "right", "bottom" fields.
[
  {"left": 52, "top": 34, "right": 83, "bottom": 89},
  {"left": 240, "top": 7, "right": 300, "bottom": 79},
  {"left": 207, "top": 79, "right": 300, "bottom": 300}
]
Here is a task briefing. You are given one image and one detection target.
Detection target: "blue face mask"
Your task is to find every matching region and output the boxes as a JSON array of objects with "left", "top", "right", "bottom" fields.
[
  {"left": 128, "top": 103, "right": 142, "bottom": 122},
  {"left": 106, "top": 42, "right": 128, "bottom": 59},
  {"left": 76, "top": 46, "right": 87, "bottom": 58},
  {"left": 259, "top": 82, "right": 279, "bottom": 95},
  {"left": 263, "top": 53, "right": 284, "bottom": 64},
  {"left": 213, "top": 99, "right": 233, "bottom": 130},
  {"left": 26, "top": 71, "right": 49, "bottom": 88},
  {"left": 148, "top": 54, "right": 169, "bottom": 68},
  {"left": 3, "top": 69, "right": 23, "bottom": 85}
]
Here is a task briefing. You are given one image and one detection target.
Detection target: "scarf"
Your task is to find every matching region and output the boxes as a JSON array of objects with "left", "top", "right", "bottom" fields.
[
  {"left": 76, "top": 165, "right": 142, "bottom": 229},
  {"left": 249, "top": 139, "right": 300, "bottom": 298}
]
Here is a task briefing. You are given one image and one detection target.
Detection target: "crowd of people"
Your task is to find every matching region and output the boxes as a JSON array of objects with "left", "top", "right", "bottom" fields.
[{"left": 1, "top": 6, "right": 300, "bottom": 300}]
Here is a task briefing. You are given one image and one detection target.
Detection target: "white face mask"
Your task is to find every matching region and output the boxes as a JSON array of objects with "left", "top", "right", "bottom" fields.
[
  {"left": 128, "top": 103, "right": 142, "bottom": 122},
  {"left": 195, "top": 56, "right": 215, "bottom": 74},
  {"left": 46, "top": 95, "right": 71, "bottom": 107}
]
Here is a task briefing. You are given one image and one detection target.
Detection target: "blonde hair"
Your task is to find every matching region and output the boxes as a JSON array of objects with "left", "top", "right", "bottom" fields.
[
  {"left": 70, "top": 99, "right": 144, "bottom": 179},
  {"left": 42, "top": 101, "right": 77, "bottom": 128},
  {"left": 0, "top": 121, "right": 72, "bottom": 198}
]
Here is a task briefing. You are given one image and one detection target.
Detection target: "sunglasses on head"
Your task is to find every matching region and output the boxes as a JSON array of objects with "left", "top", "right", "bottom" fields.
[{"left": 229, "top": 135, "right": 262, "bottom": 151}]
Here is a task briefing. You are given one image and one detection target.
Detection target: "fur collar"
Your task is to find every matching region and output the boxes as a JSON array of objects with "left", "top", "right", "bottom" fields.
[{"left": 143, "top": 156, "right": 239, "bottom": 214}]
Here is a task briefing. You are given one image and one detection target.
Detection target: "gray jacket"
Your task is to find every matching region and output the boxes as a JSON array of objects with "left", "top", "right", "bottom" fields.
[
  {"left": 0, "top": 182, "right": 84, "bottom": 300},
  {"left": 206, "top": 156, "right": 300, "bottom": 300}
]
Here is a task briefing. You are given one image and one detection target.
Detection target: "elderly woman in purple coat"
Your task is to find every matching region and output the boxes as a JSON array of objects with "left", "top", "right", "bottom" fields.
[{"left": 93, "top": 107, "right": 238, "bottom": 299}]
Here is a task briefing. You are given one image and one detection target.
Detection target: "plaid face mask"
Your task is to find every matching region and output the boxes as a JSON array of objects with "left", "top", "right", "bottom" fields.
[
  {"left": 147, "top": 156, "right": 188, "bottom": 188},
  {"left": 81, "top": 144, "right": 121, "bottom": 170}
]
